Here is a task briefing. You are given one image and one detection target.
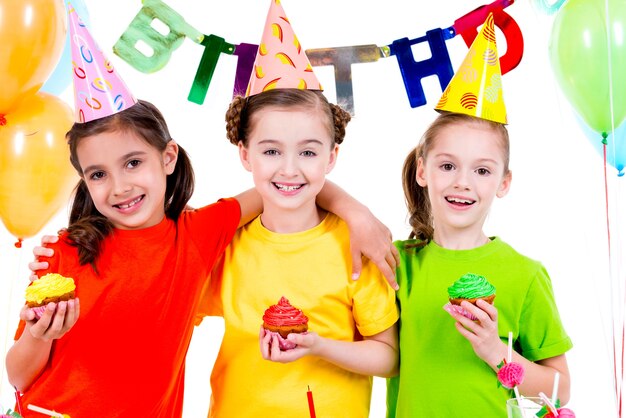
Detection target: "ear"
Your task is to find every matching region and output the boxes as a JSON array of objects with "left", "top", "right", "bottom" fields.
[
  {"left": 496, "top": 170, "right": 512, "bottom": 198},
  {"left": 238, "top": 141, "right": 252, "bottom": 172},
  {"left": 325, "top": 144, "right": 339, "bottom": 174},
  {"left": 415, "top": 156, "right": 427, "bottom": 187},
  {"left": 163, "top": 141, "right": 179, "bottom": 175}
]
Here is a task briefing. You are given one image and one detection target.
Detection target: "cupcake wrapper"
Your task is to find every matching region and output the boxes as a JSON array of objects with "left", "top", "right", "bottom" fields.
[
  {"left": 265, "top": 330, "right": 308, "bottom": 351},
  {"left": 30, "top": 306, "right": 47, "bottom": 319},
  {"left": 443, "top": 302, "right": 478, "bottom": 321}
]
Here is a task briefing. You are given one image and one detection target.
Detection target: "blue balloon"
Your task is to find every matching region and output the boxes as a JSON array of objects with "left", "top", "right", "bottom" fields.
[
  {"left": 40, "top": 0, "right": 91, "bottom": 96},
  {"left": 576, "top": 115, "right": 626, "bottom": 177}
]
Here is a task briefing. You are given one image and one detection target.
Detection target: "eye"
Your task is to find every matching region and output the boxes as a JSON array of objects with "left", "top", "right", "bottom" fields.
[
  {"left": 263, "top": 149, "right": 279, "bottom": 156},
  {"left": 440, "top": 163, "right": 454, "bottom": 171},
  {"left": 127, "top": 159, "right": 141, "bottom": 169},
  {"left": 89, "top": 171, "right": 106, "bottom": 181},
  {"left": 476, "top": 168, "right": 491, "bottom": 176},
  {"left": 301, "top": 150, "right": 316, "bottom": 157}
]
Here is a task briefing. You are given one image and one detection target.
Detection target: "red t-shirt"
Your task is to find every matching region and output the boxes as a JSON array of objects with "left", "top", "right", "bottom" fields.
[{"left": 14, "top": 199, "right": 240, "bottom": 418}]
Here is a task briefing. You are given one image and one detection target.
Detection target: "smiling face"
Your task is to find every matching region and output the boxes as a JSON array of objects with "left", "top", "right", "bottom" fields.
[
  {"left": 76, "top": 130, "right": 178, "bottom": 230},
  {"left": 239, "top": 106, "right": 338, "bottom": 231},
  {"left": 416, "top": 121, "right": 511, "bottom": 242}
]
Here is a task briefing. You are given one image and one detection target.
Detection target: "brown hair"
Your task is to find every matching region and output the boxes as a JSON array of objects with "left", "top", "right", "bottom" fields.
[
  {"left": 225, "top": 89, "right": 351, "bottom": 147},
  {"left": 65, "top": 100, "right": 194, "bottom": 268},
  {"left": 402, "top": 112, "right": 510, "bottom": 245}
]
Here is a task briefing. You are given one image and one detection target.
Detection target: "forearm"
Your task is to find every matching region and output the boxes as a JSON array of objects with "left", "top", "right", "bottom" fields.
[
  {"left": 233, "top": 188, "right": 263, "bottom": 228},
  {"left": 313, "top": 338, "right": 398, "bottom": 377},
  {"left": 6, "top": 330, "right": 53, "bottom": 392},
  {"left": 317, "top": 180, "right": 368, "bottom": 219},
  {"left": 482, "top": 345, "right": 570, "bottom": 404},
  {"left": 312, "top": 326, "right": 398, "bottom": 378},
  {"left": 514, "top": 354, "right": 571, "bottom": 404}
]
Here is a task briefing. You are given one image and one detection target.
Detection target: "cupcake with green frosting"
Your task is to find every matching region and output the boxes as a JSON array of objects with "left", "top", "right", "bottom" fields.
[{"left": 445, "top": 273, "right": 496, "bottom": 320}]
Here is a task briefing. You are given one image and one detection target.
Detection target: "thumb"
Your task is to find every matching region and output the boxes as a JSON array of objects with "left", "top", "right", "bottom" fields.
[{"left": 351, "top": 249, "right": 362, "bottom": 280}]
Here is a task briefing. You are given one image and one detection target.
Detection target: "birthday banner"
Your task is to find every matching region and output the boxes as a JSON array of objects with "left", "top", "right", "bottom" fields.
[{"left": 113, "top": 0, "right": 523, "bottom": 115}]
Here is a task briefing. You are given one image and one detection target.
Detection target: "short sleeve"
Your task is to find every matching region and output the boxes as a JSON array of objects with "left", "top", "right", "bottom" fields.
[
  {"left": 182, "top": 198, "right": 241, "bottom": 264},
  {"left": 194, "top": 254, "right": 226, "bottom": 324},
  {"left": 352, "top": 259, "right": 399, "bottom": 337},
  {"left": 518, "top": 265, "right": 573, "bottom": 361}
]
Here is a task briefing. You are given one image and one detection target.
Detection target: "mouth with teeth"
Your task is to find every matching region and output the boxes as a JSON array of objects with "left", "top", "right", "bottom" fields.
[
  {"left": 273, "top": 183, "right": 303, "bottom": 192},
  {"left": 446, "top": 196, "right": 475, "bottom": 206},
  {"left": 114, "top": 195, "right": 144, "bottom": 210}
]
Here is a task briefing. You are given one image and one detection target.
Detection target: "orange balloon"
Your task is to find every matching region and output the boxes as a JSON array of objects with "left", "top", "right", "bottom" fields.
[
  {"left": 0, "top": 0, "right": 66, "bottom": 114},
  {"left": 0, "top": 92, "right": 77, "bottom": 239}
]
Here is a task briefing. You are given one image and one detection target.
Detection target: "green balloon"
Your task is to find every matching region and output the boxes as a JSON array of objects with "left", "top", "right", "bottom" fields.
[{"left": 549, "top": 0, "right": 626, "bottom": 133}]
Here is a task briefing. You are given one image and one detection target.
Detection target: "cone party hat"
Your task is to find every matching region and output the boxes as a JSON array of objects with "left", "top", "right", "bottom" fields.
[
  {"left": 435, "top": 13, "right": 507, "bottom": 124},
  {"left": 68, "top": 2, "right": 136, "bottom": 123},
  {"left": 246, "top": 0, "right": 322, "bottom": 97}
]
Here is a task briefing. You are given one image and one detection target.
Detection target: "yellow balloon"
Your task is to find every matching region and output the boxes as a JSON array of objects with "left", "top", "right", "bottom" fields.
[
  {"left": 0, "top": 92, "right": 77, "bottom": 239},
  {"left": 0, "top": 0, "right": 67, "bottom": 114}
]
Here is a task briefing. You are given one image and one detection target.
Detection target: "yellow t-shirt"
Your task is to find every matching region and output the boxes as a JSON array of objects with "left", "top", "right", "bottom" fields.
[{"left": 198, "top": 213, "right": 398, "bottom": 418}]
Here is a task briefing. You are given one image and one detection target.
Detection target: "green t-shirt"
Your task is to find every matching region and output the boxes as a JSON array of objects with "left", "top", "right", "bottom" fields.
[{"left": 387, "top": 237, "right": 572, "bottom": 417}]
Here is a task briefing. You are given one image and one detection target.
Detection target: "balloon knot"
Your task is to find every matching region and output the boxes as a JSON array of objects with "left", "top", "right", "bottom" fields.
[
  {"left": 601, "top": 131, "right": 608, "bottom": 144},
  {"left": 0, "top": 114, "right": 6, "bottom": 126},
  {"left": 14, "top": 238, "right": 23, "bottom": 249}
]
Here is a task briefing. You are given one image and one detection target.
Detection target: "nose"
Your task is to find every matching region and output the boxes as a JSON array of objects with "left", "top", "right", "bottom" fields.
[
  {"left": 279, "top": 154, "right": 298, "bottom": 177},
  {"left": 112, "top": 174, "right": 132, "bottom": 196},
  {"left": 453, "top": 170, "right": 471, "bottom": 190}
]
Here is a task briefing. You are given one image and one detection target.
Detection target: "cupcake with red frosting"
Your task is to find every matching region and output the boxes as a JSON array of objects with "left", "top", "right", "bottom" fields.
[{"left": 262, "top": 296, "right": 309, "bottom": 350}]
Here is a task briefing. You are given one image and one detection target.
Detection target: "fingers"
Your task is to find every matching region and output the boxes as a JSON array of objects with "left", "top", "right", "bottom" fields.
[
  {"left": 384, "top": 249, "right": 399, "bottom": 290},
  {"left": 33, "top": 246, "right": 54, "bottom": 258},
  {"left": 63, "top": 299, "right": 80, "bottom": 329},
  {"left": 29, "top": 303, "right": 56, "bottom": 339},
  {"left": 27, "top": 300, "right": 80, "bottom": 341},
  {"left": 475, "top": 299, "right": 498, "bottom": 321},
  {"left": 28, "top": 261, "right": 49, "bottom": 276},
  {"left": 391, "top": 244, "right": 400, "bottom": 267},
  {"left": 268, "top": 333, "right": 282, "bottom": 360},
  {"left": 41, "top": 235, "right": 59, "bottom": 245},
  {"left": 259, "top": 326, "right": 272, "bottom": 359},
  {"left": 19, "top": 305, "right": 35, "bottom": 322}
]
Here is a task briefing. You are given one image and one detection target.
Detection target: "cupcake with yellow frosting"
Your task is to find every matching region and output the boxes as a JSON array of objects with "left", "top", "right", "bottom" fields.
[
  {"left": 444, "top": 273, "right": 495, "bottom": 320},
  {"left": 25, "top": 273, "right": 76, "bottom": 319}
]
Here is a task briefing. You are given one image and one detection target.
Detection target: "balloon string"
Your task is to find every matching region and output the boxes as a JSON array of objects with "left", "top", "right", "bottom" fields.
[{"left": 604, "top": 132, "right": 622, "bottom": 417}]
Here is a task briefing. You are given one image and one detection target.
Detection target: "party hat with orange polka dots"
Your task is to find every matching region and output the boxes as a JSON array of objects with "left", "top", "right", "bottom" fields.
[
  {"left": 245, "top": 0, "right": 322, "bottom": 97},
  {"left": 68, "top": 2, "right": 136, "bottom": 123},
  {"left": 435, "top": 13, "right": 507, "bottom": 124}
]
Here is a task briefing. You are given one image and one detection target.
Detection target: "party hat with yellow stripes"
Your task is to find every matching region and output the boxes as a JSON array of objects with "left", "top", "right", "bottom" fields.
[
  {"left": 435, "top": 13, "right": 507, "bottom": 124},
  {"left": 246, "top": 0, "right": 322, "bottom": 97}
]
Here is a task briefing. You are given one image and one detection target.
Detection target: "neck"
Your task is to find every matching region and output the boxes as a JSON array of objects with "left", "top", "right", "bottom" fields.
[
  {"left": 432, "top": 226, "right": 490, "bottom": 250},
  {"left": 260, "top": 204, "right": 326, "bottom": 233}
]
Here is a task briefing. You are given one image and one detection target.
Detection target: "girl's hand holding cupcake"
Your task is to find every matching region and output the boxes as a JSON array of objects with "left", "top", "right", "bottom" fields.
[
  {"left": 447, "top": 299, "right": 507, "bottom": 369},
  {"left": 21, "top": 299, "right": 80, "bottom": 342},
  {"left": 259, "top": 326, "right": 321, "bottom": 363}
]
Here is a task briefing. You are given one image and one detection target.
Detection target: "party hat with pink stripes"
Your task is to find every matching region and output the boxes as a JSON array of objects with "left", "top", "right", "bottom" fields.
[{"left": 68, "top": 2, "right": 136, "bottom": 122}]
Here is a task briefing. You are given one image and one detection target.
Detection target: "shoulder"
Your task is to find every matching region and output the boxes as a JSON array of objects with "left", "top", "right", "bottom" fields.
[
  {"left": 179, "top": 198, "right": 241, "bottom": 226},
  {"left": 492, "top": 237, "right": 545, "bottom": 276}
]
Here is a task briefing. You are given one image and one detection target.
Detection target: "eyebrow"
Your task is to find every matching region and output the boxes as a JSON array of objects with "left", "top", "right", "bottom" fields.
[
  {"left": 433, "top": 153, "right": 499, "bottom": 165},
  {"left": 82, "top": 150, "right": 147, "bottom": 174},
  {"left": 257, "top": 138, "right": 325, "bottom": 146}
]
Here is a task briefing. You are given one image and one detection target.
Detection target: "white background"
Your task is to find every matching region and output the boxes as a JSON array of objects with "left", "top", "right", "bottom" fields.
[{"left": 1, "top": 0, "right": 625, "bottom": 416}]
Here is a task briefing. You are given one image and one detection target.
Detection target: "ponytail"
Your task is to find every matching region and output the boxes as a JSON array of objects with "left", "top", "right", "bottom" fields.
[{"left": 401, "top": 145, "right": 433, "bottom": 245}]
